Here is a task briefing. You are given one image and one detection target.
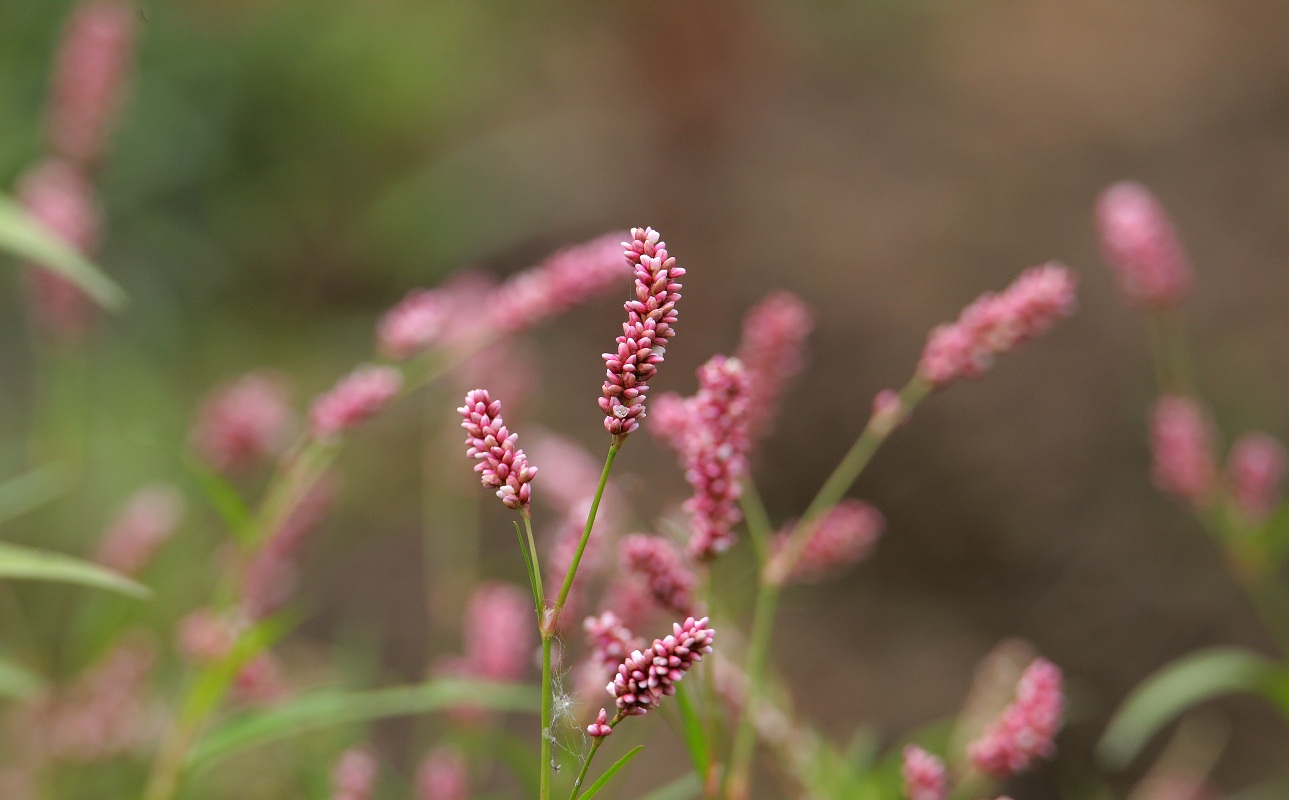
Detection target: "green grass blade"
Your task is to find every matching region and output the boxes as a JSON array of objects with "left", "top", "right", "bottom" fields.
[
  {"left": 638, "top": 773, "right": 701, "bottom": 800},
  {"left": 0, "top": 657, "right": 43, "bottom": 699},
  {"left": 672, "top": 681, "right": 710, "bottom": 779},
  {"left": 0, "top": 541, "right": 150, "bottom": 598},
  {"left": 0, "top": 194, "right": 126, "bottom": 310},
  {"left": 0, "top": 463, "right": 73, "bottom": 527},
  {"left": 184, "top": 459, "right": 253, "bottom": 544},
  {"left": 579, "top": 745, "right": 644, "bottom": 800},
  {"left": 188, "top": 679, "right": 540, "bottom": 771}
]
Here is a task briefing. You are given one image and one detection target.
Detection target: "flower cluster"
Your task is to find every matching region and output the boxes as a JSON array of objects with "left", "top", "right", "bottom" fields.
[
  {"left": 462, "top": 583, "right": 534, "bottom": 682},
  {"left": 15, "top": 159, "right": 100, "bottom": 338},
  {"left": 1227, "top": 432, "right": 1286, "bottom": 523},
  {"left": 603, "top": 616, "right": 715, "bottom": 721},
  {"left": 918, "top": 263, "right": 1077, "bottom": 387},
  {"left": 600, "top": 227, "right": 685, "bottom": 437},
  {"left": 330, "top": 747, "right": 378, "bottom": 800},
  {"left": 94, "top": 484, "right": 184, "bottom": 577},
  {"left": 774, "top": 499, "right": 883, "bottom": 583},
  {"left": 458, "top": 389, "right": 537, "bottom": 510},
  {"left": 737, "top": 291, "right": 814, "bottom": 441},
  {"left": 191, "top": 372, "right": 294, "bottom": 472},
  {"left": 415, "top": 748, "right": 469, "bottom": 800},
  {"left": 489, "top": 233, "right": 629, "bottom": 336},
  {"left": 45, "top": 0, "right": 135, "bottom": 168},
  {"left": 1095, "top": 182, "right": 1192, "bottom": 308},
  {"left": 240, "top": 476, "right": 336, "bottom": 620},
  {"left": 968, "top": 657, "right": 1064, "bottom": 777},
  {"left": 901, "top": 745, "right": 947, "bottom": 800},
  {"left": 310, "top": 366, "right": 403, "bottom": 440},
  {"left": 377, "top": 289, "right": 451, "bottom": 361},
  {"left": 584, "top": 611, "right": 644, "bottom": 673},
  {"left": 620, "top": 535, "right": 697, "bottom": 616},
  {"left": 1150, "top": 395, "right": 1217, "bottom": 508},
  {"left": 683, "top": 356, "right": 753, "bottom": 560}
]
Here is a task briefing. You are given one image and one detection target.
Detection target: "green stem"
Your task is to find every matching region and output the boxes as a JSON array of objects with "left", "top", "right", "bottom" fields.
[
  {"left": 523, "top": 509, "right": 545, "bottom": 609},
  {"left": 570, "top": 715, "right": 620, "bottom": 800},
  {"left": 739, "top": 481, "right": 774, "bottom": 562},
  {"left": 551, "top": 442, "right": 620, "bottom": 628},
  {"left": 1144, "top": 309, "right": 1195, "bottom": 396},
  {"left": 540, "top": 634, "right": 554, "bottom": 800},
  {"left": 724, "top": 581, "right": 779, "bottom": 800}
]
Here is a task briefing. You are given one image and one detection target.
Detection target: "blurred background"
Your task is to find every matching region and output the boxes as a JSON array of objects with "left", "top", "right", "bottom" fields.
[{"left": 3, "top": 0, "right": 1289, "bottom": 797}]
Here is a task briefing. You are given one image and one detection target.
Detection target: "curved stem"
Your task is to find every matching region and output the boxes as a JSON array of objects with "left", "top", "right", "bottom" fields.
[
  {"left": 570, "top": 715, "right": 620, "bottom": 800},
  {"left": 551, "top": 442, "right": 620, "bottom": 629}
]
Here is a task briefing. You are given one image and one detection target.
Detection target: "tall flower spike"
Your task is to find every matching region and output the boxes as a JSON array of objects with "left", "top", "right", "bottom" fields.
[
  {"left": 1228, "top": 432, "right": 1286, "bottom": 523},
  {"left": 901, "top": 745, "right": 947, "bottom": 800},
  {"left": 1096, "top": 182, "right": 1192, "bottom": 308},
  {"left": 191, "top": 372, "right": 294, "bottom": 473},
  {"left": 463, "top": 583, "right": 534, "bottom": 682},
  {"left": 458, "top": 389, "right": 537, "bottom": 510},
  {"left": 600, "top": 227, "right": 685, "bottom": 438},
  {"left": 608, "top": 616, "right": 714, "bottom": 717},
  {"left": 918, "top": 263, "right": 1077, "bottom": 388},
  {"left": 415, "top": 747, "right": 469, "bottom": 800},
  {"left": 1151, "top": 395, "right": 1218, "bottom": 508},
  {"left": 330, "top": 747, "right": 378, "bottom": 800},
  {"left": 647, "top": 391, "right": 693, "bottom": 454},
  {"left": 773, "top": 499, "right": 883, "bottom": 584},
  {"left": 45, "top": 0, "right": 135, "bottom": 168},
  {"left": 489, "top": 232, "right": 631, "bottom": 335},
  {"left": 377, "top": 288, "right": 451, "bottom": 360},
  {"left": 310, "top": 366, "right": 402, "bottom": 440},
  {"left": 737, "top": 291, "right": 814, "bottom": 441},
  {"left": 94, "top": 484, "right": 184, "bottom": 577},
  {"left": 684, "top": 356, "right": 753, "bottom": 561},
  {"left": 968, "top": 657, "right": 1064, "bottom": 778},
  {"left": 620, "top": 534, "right": 697, "bottom": 616}
]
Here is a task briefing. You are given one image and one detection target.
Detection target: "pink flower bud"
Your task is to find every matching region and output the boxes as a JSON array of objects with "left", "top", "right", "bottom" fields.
[
  {"left": 331, "top": 747, "right": 378, "bottom": 800},
  {"left": 94, "top": 484, "right": 184, "bottom": 577},
  {"left": 1096, "top": 182, "right": 1192, "bottom": 308},
  {"left": 1227, "top": 432, "right": 1285, "bottom": 523},
  {"left": 600, "top": 227, "right": 685, "bottom": 438},
  {"left": 773, "top": 499, "right": 883, "bottom": 583},
  {"left": 309, "top": 366, "right": 402, "bottom": 440},
  {"left": 737, "top": 291, "right": 814, "bottom": 441},
  {"left": 45, "top": 0, "right": 135, "bottom": 168},
  {"left": 415, "top": 747, "right": 469, "bottom": 800},
  {"left": 458, "top": 389, "right": 537, "bottom": 510},
  {"left": 608, "top": 617, "right": 714, "bottom": 717},
  {"left": 968, "top": 657, "right": 1064, "bottom": 778},
  {"left": 464, "top": 583, "right": 534, "bottom": 682},
  {"left": 620, "top": 535, "right": 697, "bottom": 617},
  {"left": 1150, "top": 396, "right": 1218, "bottom": 508},
  {"left": 901, "top": 745, "right": 946, "bottom": 800},
  {"left": 918, "top": 264, "right": 1077, "bottom": 388},
  {"left": 587, "top": 707, "right": 613, "bottom": 738},
  {"left": 191, "top": 372, "right": 294, "bottom": 473},
  {"left": 683, "top": 356, "right": 752, "bottom": 561}
]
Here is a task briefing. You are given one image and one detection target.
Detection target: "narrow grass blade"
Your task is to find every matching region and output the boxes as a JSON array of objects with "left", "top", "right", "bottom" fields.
[
  {"left": 0, "top": 542, "right": 149, "bottom": 598},
  {"left": 0, "top": 195, "right": 126, "bottom": 309},
  {"left": 579, "top": 745, "right": 644, "bottom": 800}
]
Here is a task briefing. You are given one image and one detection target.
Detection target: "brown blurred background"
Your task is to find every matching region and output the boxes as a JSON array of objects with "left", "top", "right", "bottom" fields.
[{"left": 5, "top": 0, "right": 1289, "bottom": 796}]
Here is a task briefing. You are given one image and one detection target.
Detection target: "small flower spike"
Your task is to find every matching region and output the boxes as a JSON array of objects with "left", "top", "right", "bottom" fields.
[
  {"left": 310, "top": 366, "right": 402, "bottom": 440},
  {"left": 489, "top": 232, "right": 630, "bottom": 336},
  {"left": 968, "top": 657, "right": 1064, "bottom": 778},
  {"left": 458, "top": 389, "right": 537, "bottom": 510},
  {"left": 608, "top": 616, "right": 715, "bottom": 717},
  {"left": 415, "top": 748, "right": 469, "bottom": 800},
  {"left": 94, "top": 484, "right": 184, "bottom": 577},
  {"left": 1228, "top": 432, "right": 1286, "bottom": 523},
  {"left": 463, "top": 582, "right": 534, "bottom": 682},
  {"left": 587, "top": 708, "right": 613, "bottom": 738},
  {"left": 377, "top": 289, "right": 451, "bottom": 360},
  {"left": 1150, "top": 395, "right": 1218, "bottom": 508},
  {"left": 584, "top": 611, "right": 645, "bottom": 673},
  {"left": 684, "top": 356, "right": 753, "bottom": 560},
  {"left": 191, "top": 372, "right": 294, "bottom": 472},
  {"left": 774, "top": 499, "right": 883, "bottom": 583},
  {"left": 901, "top": 745, "right": 947, "bottom": 800},
  {"left": 1096, "top": 181, "right": 1192, "bottom": 308},
  {"left": 46, "top": 0, "right": 135, "bottom": 168},
  {"left": 918, "top": 263, "right": 1077, "bottom": 388},
  {"left": 600, "top": 227, "right": 685, "bottom": 438},
  {"left": 620, "top": 534, "right": 697, "bottom": 616},
  {"left": 737, "top": 291, "right": 814, "bottom": 442},
  {"left": 330, "top": 747, "right": 378, "bottom": 800}
]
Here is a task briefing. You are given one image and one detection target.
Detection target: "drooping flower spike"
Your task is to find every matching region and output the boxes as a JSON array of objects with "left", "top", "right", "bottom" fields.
[
  {"left": 600, "top": 227, "right": 685, "bottom": 438},
  {"left": 458, "top": 389, "right": 537, "bottom": 510},
  {"left": 968, "top": 657, "right": 1064, "bottom": 778},
  {"left": 773, "top": 499, "right": 883, "bottom": 584}
]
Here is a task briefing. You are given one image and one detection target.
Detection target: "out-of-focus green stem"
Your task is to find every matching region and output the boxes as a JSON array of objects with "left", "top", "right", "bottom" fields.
[
  {"left": 1144, "top": 309, "right": 1195, "bottom": 396},
  {"left": 569, "top": 714, "right": 620, "bottom": 800},
  {"left": 550, "top": 442, "right": 620, "bottom": 629},
  {"left": 724, "top": 581, "right": 780, "bottom": 800},
  {"left": 739, "top": 481, "right": 774, "bottom": 562}
]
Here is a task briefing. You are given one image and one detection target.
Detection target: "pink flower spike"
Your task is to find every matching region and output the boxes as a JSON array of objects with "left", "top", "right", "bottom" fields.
[
  {"left": 1151, "top": 396, "right": 1218, "bottom": 508},
  {"left": 773, "top": 499, "right": 883, "bottom": 584},
  {"left": 191, "top": 372, "right": 294, "bottom": 473},
  {"left": 94, "top": 484, "right": 184, "bottom": 577},
  {"left": 584, "top": 611, "right": 644, "bottom": 673},
  {"left": 331, "top": 747, "right": 378, "bottom": 800},
  {"left": 587, "top": 708, "right": 613, "bottom": 738},
  {"left": 1228, "top": 432, "right": 1286, "bottom": 523},
  {"left": 489, "top": 232, "right": 631, "bottom": 336},
  {"left": 968, "top": 657, "right": 1064, "bottom": 778},
  {"left": 608, "top": 616, "right": 714, "bottom": 717},
  {"left": 647, "top": 392, "right": 692, "bottom": 454},
  {"left": 918, "top": 263, "right": 1077, "bottom": 388},
  {"left": 1096, "top": 182, "right": 1192, "bottom": 308},
  {"left": 620, "top": 534, "right": 697, "bottom": 616},
  {"left": 737, "top": 291, "right": 814, "bottom": 441},
  {"left": 684, "top": 356, "right": 753, "bottom": 561},
  {"left": 464, "top": 583, "right": 534, "bottom": 682},
  {"left": 310, "top": 366, "right": 402, "bottom": 440},
  {"left": 415, "top": 747, "right": 469, "bottom": 800},
  {"left": 45, "top": 0, "right": 135, "bottom": 168},
  {"left": 377, "top": 288, "right": 451, "bottom": 360},
  {"left": 600, "top": 227, "right": 685, "bottom": 438},
  {"left": 901, "top": 745, "right": 947, "bottom": 800},
  {"left": 16, "top": 159, "right": 100, "bottom": 339},
  {"left": 458, "top": 389, "right": 537, "bottom": 510}
]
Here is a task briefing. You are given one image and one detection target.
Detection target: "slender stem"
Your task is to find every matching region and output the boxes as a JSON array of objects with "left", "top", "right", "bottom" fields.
[
  {"left": 739, "top": 480, "right": 774, "bottom": 562},
  {"left": 1144, "top": 309, "right": 1196, "bottom": 396},
  {"left": 551, "top": 442, "right": 620, "bottom": 628},
  {"left": 570, "top": 715, "right": 621, "bottom": 800},
  {"left": 523, "top": 509, "right": 545, "bottom": 608},
  {"left": 540, "top": 634, "right": 554, "bottom": 800},
  {"left": 723, "top": 581, "right": 780, "bottom": 800}
]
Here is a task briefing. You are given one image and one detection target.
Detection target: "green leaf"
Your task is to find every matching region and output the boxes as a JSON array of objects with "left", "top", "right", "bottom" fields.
[
  {"left": 184, "top": 459, "right": 252, "bottom": 544},
  {"left": 188, "top": 679, "right": 540, "bottom": 771},
  {"left": 1097, "top": 647, "right": 1285, "bottom": 768},
  {"left": 637, "top": 773, "right": 701, "bottom": 800},
  {"left": 0, "top": 463, "right": 73, "bottom": 527},
  {"left": 0, "top": 194, "right": 126, "bottom": 310},
  {"left": 579, "top": 745, "right": 644, "bottom": 800},
  {"left": 672, "top": 682, "right": 710, "bottom": 779},
  {"left": 0, "top": 542, "right": 150, "bottom": 598},
  {"left": 515, "top": 520, "right": 542, "bottom": 613},
  {"left": 0, "top": 657, "right": 43, "bottom": 699}
]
